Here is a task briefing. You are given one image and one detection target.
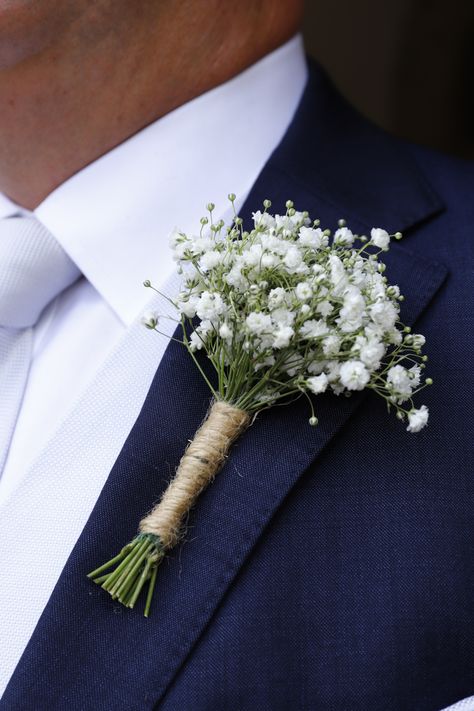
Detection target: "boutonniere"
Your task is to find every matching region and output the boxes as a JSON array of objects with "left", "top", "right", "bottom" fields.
[{"left": 88, "top": 196, "right": 431, "bottom": 616}]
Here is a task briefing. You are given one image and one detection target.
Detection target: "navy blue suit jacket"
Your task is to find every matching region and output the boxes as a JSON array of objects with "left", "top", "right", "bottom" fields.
[{"left": 2, "top": 60, "right": 473, "bottom": 710}]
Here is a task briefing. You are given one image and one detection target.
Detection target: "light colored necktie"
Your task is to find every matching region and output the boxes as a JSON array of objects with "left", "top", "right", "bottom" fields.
[
  {"left": 0, "top": 215, "right": 80, "bottom": 475},
  {"left": 441, "top": 698, "right": 474, "bottom": 711}
]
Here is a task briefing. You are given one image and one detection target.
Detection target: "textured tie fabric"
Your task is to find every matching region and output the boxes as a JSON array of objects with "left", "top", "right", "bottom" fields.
[
  {"left": 441, "top": 699, "right": 474, "bottom": 711},
  {"left": 0, "top": 216, "right": 80, "bottom": 475}
]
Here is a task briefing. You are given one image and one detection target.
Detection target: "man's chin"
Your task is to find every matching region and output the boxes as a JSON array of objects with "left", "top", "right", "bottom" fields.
[{"left": 0, "top": 0, "right": 78, "bottom": 70}]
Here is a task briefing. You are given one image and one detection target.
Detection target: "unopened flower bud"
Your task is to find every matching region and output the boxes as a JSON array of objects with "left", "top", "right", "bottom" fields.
[{"left": 141, "top": 311, "right": 158, "bottom": 329}]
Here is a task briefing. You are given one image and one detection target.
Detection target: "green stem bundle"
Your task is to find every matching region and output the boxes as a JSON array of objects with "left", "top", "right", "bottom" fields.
[{"left": 88, "top": 534, "right": 164, "bottom": 617}]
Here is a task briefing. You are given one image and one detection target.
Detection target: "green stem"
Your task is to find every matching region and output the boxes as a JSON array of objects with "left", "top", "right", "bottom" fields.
[
  {"left": 126, "top": 557, "right": 153, "bottom": 609},
  {"left": 87, "top": 544, "right": 132, "bottom": 579},
  {"left": 144, "top": 565, "right": 159, "bottom": 618}
]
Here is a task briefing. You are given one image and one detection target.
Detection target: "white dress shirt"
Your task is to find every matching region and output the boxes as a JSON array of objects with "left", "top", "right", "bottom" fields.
[{"left": 0, "top": 35, "right": 307, "bottom": 696}]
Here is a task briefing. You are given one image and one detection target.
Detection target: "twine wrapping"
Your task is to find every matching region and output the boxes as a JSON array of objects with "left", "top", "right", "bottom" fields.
[
  {"left": 139, "top": 400, "right": 250, "bottom": 548},
  {"left": 88, "top": 399, "right": 250, "bottom": 615}
]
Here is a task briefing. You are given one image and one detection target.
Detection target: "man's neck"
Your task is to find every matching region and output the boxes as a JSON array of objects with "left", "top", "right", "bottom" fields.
[{"left": 0, "top": 3, "right": 301, "bottom": 210}]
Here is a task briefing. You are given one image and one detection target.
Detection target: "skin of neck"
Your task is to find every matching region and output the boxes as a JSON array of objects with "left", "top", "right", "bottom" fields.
[{"left": 0, "top": 0, "right": 303, "bottom": 209}]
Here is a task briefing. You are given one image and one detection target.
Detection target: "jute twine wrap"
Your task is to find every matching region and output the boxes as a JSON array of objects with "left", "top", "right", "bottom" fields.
[{"left": 139, "top": 400, "right": 250, "bottom": 549}]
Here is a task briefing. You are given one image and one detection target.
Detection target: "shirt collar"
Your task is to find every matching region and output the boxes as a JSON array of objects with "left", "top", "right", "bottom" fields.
[{"left": 1, "top": 34, "right": 307, "bottom": 326}]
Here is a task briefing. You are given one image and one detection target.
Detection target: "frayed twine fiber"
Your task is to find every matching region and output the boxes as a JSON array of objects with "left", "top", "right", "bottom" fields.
[{"left": 139, "top": 400, "right": 250, "bottom": 548}]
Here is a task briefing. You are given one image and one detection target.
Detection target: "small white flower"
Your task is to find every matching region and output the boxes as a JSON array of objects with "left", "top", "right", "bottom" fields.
[
  {"left": 329, "top": 254, "right": 348, "bottom": 295},
  {"left": 322, "top": 334, "right": 341, "bottom": 356},
  {"left": 253, "top": 210, "right": 276, "bottom": 229},
  {"left": 273, "top": 326, "right": 294, "bottom": 349},
  {"left": 199, "top": 250, "right": 221, "bottom": 272},
  {"left": 406, "top": 405, "right": 429, "bottom": 433},
  {"left": 177, "top": 295, "right": 200, "bottom": 319},
  {"left": 334, "top": 227, "right": 355, "bottom": 247},
  {"left": 260, "top": 234, "right": 283, "bottom": 251},
  {"left": 283, "top": 246, "right": 303, "bottom": 271},
  {"left": 327, "top": 363, "right": 344, "bottom": 394},
  {"left": 409, "top": 365, "right": 422, "bottom": 388},
  {"left": 370, "top": 228, "right": 390, "bottom": 250},
  {"left": 172, "top": 242, "right": 188, "bottom": 261},
  {"left": 326, "top": 362, "right": 341, "bottom": 382},
  {"left": 261, "top": 253, "right": 278, "bottom": 268},
  {"left": 190, "top": 236, "right": 215, "bottom": 256},
  {"left": 359, "top": 338, "right": 385, "bottom": 369},
  {"left": 387, "top": 365, "right": 413, "bottom": 398},
  {"left": 242, "top": 243, "right": 264, "bottom": 267},
  {"left": 271, "top": 308, "right": 295, "bottom": 327},
  {"left": 411, "top": 334, "right": 426, "bottom": 349},
  {"left": 307, "top": 373, "right": 329, "bottom": 395},
  {"left": 289, "top": 210, "right": 311, "bottom": 226},
  {"left": 225, "top": 264, "right": 246, "bottom": 290},
  {"left": 386, "top": 327, "right": 403, "bottom": 346},
  {"left": 316, "top": 300, "right": 333, "bottom": 318},
  {"left": 298, "top": 226, "right": 327, "bottom": 249},
  {"left": 339, "top": 360, "right": 370, "bottom": 390},
  {"left": 367, "top": 272, "right": 387, "bottom": 301},
  {"left": 141, "top": 311, "right": 159, "bottom": 329},
  {"left": 369, "top": 300, "right": 398, "bottom": 330},
  {"left": 268, "top": 287, "right": 286, "bottom": 309},
  {"left": 189, "top": 331, "right": 204, "bottom": 351},
  {"left": 337, "top": 315, "right": 363, "bottom": 334},
  {"left": 245, "top": 312, "right": 272, "bottom": 334},
  {"left": 295, "top": 282, "right": 313, "bottom": 301},
  {"left": 300, "top": 319, "right": 329, "bottom": 339},
  {"left": 197, "top": 319, "right": 215, "bottom": 337},
  {"left": 339, "top": 287, "right": 366, "bottom": 321},
  {"left": 275, "top": 214, "right": 295, "bottom": 233},
  {"left": 169, "top": 227, "right": 188, "bottom": 249},
  {"left": 219, "top": 322, "right": 233, "bottom": 340},
  {"left": 254, "top": 354, "right": 276, "bottom": 372},
  {"left": 196, "top": 292, "right": 226, "bottom": 321}
]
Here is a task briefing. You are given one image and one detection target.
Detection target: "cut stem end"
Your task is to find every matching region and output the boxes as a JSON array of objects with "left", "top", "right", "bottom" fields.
[{"left": 88, "top": 534, "right": 164, "bottom": 616}]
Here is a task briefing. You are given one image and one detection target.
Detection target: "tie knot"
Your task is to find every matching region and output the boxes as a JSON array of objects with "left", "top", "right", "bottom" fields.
[{"left": 0, "top": 215, "right": 80, "bottom": 329}]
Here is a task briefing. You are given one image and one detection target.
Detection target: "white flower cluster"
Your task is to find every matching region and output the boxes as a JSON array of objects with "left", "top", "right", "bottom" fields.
[{"left": 157, "top": 198, "right": 431, "bottom": 432}]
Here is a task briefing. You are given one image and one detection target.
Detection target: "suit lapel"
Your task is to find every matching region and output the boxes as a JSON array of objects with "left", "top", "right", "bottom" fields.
[{"left": 2, "top": 62, "right": 448, "bottom": 710}]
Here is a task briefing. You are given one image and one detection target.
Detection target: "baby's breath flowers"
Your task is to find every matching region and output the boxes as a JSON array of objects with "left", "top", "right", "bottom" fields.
[
  {"left": 168, "top": 197, "right": 429, "bottom": 424},
  {"left": 89, "top": 196, "right": 432, "bottom": 615}
]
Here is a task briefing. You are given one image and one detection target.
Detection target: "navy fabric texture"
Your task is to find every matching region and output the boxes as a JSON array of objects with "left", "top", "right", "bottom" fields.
[{"left": 2, "top": 61, "right": 473, "bottom": 710}]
